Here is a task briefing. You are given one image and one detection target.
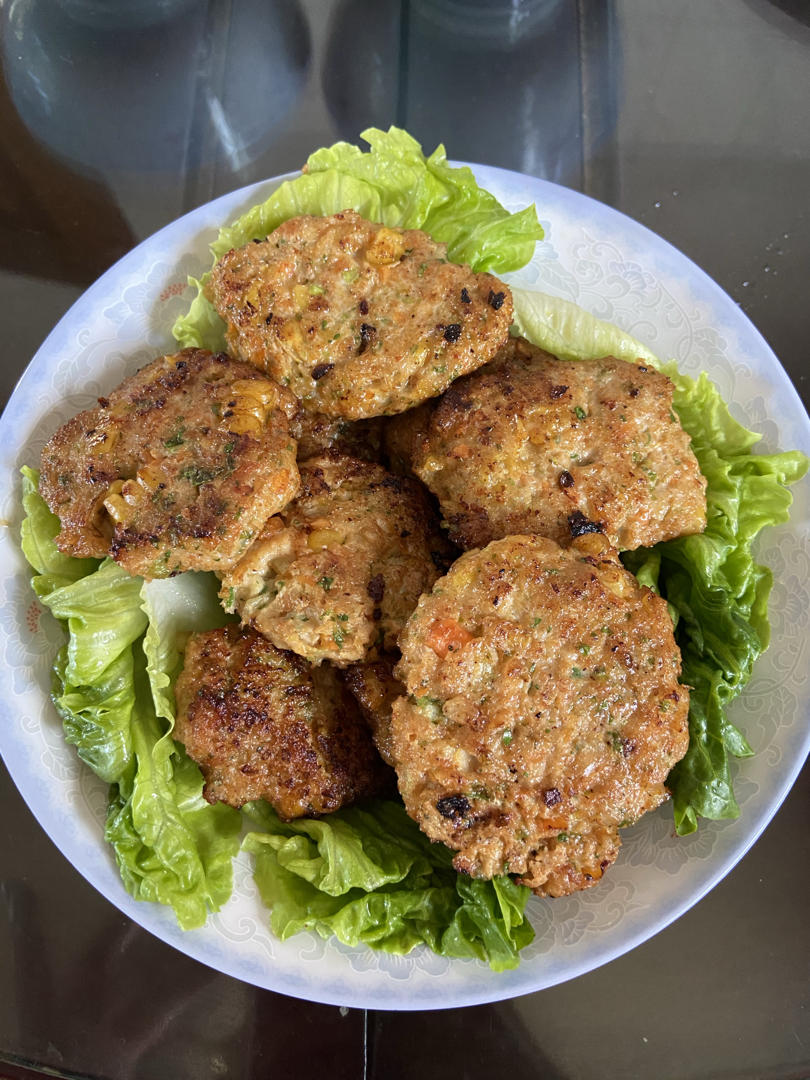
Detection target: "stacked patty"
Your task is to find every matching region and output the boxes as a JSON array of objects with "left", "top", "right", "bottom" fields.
[
  {"left": 41, "top": 211, "right": 705, "bottom": 891},
  {"left": 174, "top": 625, "right": 391, "bottom": 815},
  {"left": 385, "top": 336, "right": 707, "bottom": 551},
  {"left": 207, "top": 210, "right": 513, "bottom": 418},
  {"left": 39, "top": 348, "right": 300, "bottom": 578},
  {"left": 219, "top": 453, "right": 455, "bottom": 666}
]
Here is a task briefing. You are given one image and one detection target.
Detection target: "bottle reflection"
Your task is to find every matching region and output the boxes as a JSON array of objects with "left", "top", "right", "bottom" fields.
[
  {"left": 1, "top": 0, "right": 310, "bottom": 178},
  {"left": 323, "top": 0, "right": 617, "bottom": 187}
]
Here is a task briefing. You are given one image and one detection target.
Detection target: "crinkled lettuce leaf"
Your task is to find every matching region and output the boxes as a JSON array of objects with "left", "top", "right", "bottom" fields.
[
  {"left": 512, "top": 289, "right": 808, "bottom": 833},
  {"left": 51, "top": 644, "right": 137, "bottom": 785},
  {"left": 242, "top": 800, "right": 533, "bottom": 971},
  {"left": 42, "top": 558, "right": 147, "bottom": 687},
  {"left": 173, "top": 126, "right": 543, "bottom": 352},
  {"left": 20, "top": 472, "right": 241, "bottom": 928}
]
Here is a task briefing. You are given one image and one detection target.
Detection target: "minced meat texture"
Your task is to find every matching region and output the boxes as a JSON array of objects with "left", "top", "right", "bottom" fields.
[
  {"left": 174, "top": 624, "right": 390, "bottom": 817},
  {"left": 400, "top": 337, "right": 707, "bottom": 551},
  {"left": 206, "top": 210, "right": 513, "bottom": 419},
  {"left": 391, "top": 533, "right": 690, "bottom": 897},
  {"left": 39, "top": 348, "right": 300, "bottom": 579},
  {"left": 219, "top": 452, "right": 456, "bottom": 666}
]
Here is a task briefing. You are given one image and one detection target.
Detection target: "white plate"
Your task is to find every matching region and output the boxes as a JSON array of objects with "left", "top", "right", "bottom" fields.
[{"left": 1, "top": 166, "right": 808, "bottom": 1010}]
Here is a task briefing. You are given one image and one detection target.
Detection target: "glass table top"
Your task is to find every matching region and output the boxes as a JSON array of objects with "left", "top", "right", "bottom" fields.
[{"left": 1, "top": 1, "right": 808, "bottom": 1076}]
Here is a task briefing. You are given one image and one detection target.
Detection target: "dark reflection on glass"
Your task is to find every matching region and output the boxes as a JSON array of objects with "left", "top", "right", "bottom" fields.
[
  {"left": 743, "top": 0, "right": 810, "bottom": 28},
  {"left": 369, "top": 1001, "right": 568, "bottom": 1080},
  {"left": 1, "top": 0, "right": 310, "bottom": 178},
  {"left": 323, "top": 0, "right": 618, "bottom": 191},
  {"left": 0, "top": 58, "right": 134, "bottom": 284},
  {"left": 1, "top": 846, "right": 365, "bottom": 1079}
]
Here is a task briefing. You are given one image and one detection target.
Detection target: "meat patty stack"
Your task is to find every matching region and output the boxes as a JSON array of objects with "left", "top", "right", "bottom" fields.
[{"left": 40, "top": 209, "right": 707, "bottom": 899}]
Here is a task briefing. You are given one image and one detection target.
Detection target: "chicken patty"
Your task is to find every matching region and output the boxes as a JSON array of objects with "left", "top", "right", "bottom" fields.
[
  {"left": 174, "top": 624, "right": 389, "bottom": 817},
  {"left": 39, "top": 348, "right": 299, "bottom": 578},
  {"left": 343, "top": 655, "right": 405, "bottom": 768},
  {"left": 220, "top": 453, "right": 455, "bottom": 665},
  {"left": 207, "top": 210, "right": 513, "bottom": 419},
  {"left": 391, "top": 533, "right": 690, "bottom": 896},
  {"left": 395, "top": 338, "right": 707, "bottom": 550}
]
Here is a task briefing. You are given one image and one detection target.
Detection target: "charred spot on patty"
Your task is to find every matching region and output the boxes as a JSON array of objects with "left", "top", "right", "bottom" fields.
[
  {"left": 358, "top": 323, "right": 377, "bottom": 355},
  {"left": 436, "top": 794, "right": 471, "bottom": 821},
  {"left": 558, "top": 470, "right": 575, "bottom": 489},
  {"left": 568, "top": 510, "right": 604, "bottom": 538},
  {"left": 366, "top": 573, "right": 385, "bottom": 603}
]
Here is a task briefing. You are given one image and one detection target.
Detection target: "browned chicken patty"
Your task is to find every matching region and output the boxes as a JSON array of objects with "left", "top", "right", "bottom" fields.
[
  {"left": 391, "top": 533, "right": 690, "bottom": 897},
  {"left": 392, "top": 337, "right": 707, "bottom": 551},
  {"left": 343, "top": 655, "right": 405, "bottom": 768},
  {"left": 174, "top": 624, "right": 389, "bottom": 817},
  {"left": 220, "top": 453, "right": 456, "bottom": 666},
  {"left": 207, "top": 210, "right": 513, "bottom": 419},
  {"left": 39, "top": 348, "right": 300, "bottom": 579},
  {"left": 290, "top": 409, "right": 383, "bottom": 464}
]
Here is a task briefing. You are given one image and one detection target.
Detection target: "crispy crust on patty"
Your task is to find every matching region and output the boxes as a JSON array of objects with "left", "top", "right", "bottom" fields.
[
  {"left": 39, "top": 348, "right": 299, "bottom": 578},
  {"left": 207, "top": 210, "right": 513, "bottom": 419},
  {"left": 174, "top": 625, "right": 389, "bottom": 816},
  {"left": 220, "top": 453, "right": 456, "bottom": 666},
  {"left": 397, "top": 338, "right": 707, "bottom": 550},
  {"left": 391, "top": 534, "right": 690, "bottom": 896}
]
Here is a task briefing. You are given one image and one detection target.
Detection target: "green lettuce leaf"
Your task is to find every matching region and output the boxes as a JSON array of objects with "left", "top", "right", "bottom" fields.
[
  {"left": 19, "top": 472, "right": 241, "bottom": 928},
  {"left": 51, "top": 644, "right": 137, "bottom": 785},
  {"left": 141, "top": 572, "right": 235, "bottom": 724},
  {"left": 41, "top": 559, "right": 147, "bottom": 687},
  {"left": 511, "top": 290, "right": 808, "bottom": 832},
  {"left": 242, "top": 799, "right": 533, "bottom": 971},
  {"left": 173, "top": 126, "right": 543, "bottom": 351},
  {"left": 511, "top": 287, "right": 660, "bottom": 367},
  {"left": 104, "top": 655, "right": 241, "bottom": 930}
]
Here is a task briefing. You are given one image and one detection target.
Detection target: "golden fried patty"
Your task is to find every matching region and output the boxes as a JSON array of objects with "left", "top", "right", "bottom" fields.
[
  {"left": 174, "top": 625, "right": 389, "bottom": 817},
  {"left": 396, "top": 338, "right": 707, "bottom": 550},
  {"left": 39, "top": 348, "right": 299, "bottom": 578},
  {"left": 391, "top": 534, "right": 690, "bottom": 897},
  {"left": 343, "top": 655, "right": 404, "bottom": 768},
  {"left": 207, "top": 210, "right": 513, "bottom": 419},
  {"left": 220, "top": 453, "right": 455, "bottom": 666}
]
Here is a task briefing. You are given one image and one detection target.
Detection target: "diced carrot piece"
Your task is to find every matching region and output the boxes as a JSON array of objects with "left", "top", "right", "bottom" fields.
[{"left": 427, "top": 618, "right": 473, "bottom": 658}]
